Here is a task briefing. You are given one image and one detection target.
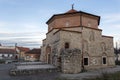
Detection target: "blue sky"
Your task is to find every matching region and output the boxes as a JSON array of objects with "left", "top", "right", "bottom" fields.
[{"left": 0, "top": 0, "right": 120, "bottom": 48}]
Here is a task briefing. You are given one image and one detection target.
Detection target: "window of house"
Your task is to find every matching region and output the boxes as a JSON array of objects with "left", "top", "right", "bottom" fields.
[
  {"left": 10, "top": 54, "right": 12, "bottom": 57},
  {"left": 26, "top": 56, "right": 30, "bottom": 59},
  {"left": 2, "top": 54, "right": 4, "bottom": 57},
  {"left": 8, "top": 54, "right": 10, "bottom": 57},
  {"left": 65, "top": 42, "right": 69, "bottom": 49},
  {"left": 4, "top": 54, "right": 8, "bottom": 57},
  {"left": 103, "top": 57, "right": 106, "bottom": 64},
  {"left": 84, "top": 58, "right": 88, "bottom": 65}
]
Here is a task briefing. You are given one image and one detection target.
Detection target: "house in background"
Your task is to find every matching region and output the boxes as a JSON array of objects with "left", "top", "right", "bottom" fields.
[
  {"left": 0, "top": 48, "right": 18, "bottom": 63},
  {"left": 16, "top": 46, "right": 30, "bottom": 61},
  {"left": 25, "top": 48, "right": 41, "bottom": 61},
  {"left": 0, "top": 44, "right": 31, "bottom": 62}
]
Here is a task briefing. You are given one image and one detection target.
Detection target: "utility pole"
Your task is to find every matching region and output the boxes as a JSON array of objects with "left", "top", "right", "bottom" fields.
[
  {"left": 15, "top": 43, "right": 18, "bottom": 61},
  {"left": 116, "top": 42, "right": 119, "bottom": 62}
]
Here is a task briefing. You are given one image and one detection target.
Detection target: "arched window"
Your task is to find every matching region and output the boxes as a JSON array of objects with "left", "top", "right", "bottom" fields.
[
  {"left": 65, "top": 42, "right": 69, "bottom": 49},
  {"left": 102, "top": 53, "right": 107, "bottom": 65},
  {"left": 103, "top": 57, "right": 106, "bottom": 64}
]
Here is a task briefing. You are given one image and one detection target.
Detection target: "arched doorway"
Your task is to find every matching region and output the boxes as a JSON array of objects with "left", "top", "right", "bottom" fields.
[{"left": 46, "top": 46, "right": 51, "bottom": 64}]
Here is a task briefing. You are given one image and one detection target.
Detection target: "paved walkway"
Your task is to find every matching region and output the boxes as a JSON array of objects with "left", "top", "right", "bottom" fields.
[{"left": 61, "top": 66, "right": 120, "bottom": 80}]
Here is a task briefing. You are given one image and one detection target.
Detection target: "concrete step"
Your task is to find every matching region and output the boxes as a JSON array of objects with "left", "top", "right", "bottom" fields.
[{"left": 9, "top": 63, "right": 58, "bottom": 76}]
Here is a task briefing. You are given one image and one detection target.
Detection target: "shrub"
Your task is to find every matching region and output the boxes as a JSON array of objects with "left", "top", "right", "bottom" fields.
[
  {"left": 0, "top": 59, "right": 5, "bottom": 64},
  {"left": 115, "top": 60, "right": 120, "bottom": 65}
]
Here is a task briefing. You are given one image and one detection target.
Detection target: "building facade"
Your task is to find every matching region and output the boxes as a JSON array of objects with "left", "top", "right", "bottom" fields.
[
  {"left": 25, "top": 48, "right": 41, "bottom": 61},
  {"left": 40, "top": 9, "right": 115, "bottom": 73},
  {"left": 16, "top": 46, "right": 30, "bottom": 61}
]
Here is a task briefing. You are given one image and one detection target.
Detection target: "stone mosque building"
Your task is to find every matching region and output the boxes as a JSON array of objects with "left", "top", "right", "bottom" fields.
[{"left": 40, "top": 7, "right": 115, "bottom": 73}]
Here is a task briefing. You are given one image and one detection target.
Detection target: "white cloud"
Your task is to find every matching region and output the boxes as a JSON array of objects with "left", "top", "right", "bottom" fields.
[
  {"left": 99, "top": 13, "right": 120, "bottom": 47},
  {"left": 0, "top": 31, "right": 46, "bottom": 48},
  {"left": 101, "top": 13, "right": 120, "bottom": 24}
]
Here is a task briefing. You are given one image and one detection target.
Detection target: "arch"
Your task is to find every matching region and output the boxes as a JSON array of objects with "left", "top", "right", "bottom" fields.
[
  {"left": 46, "top": 45, "right": 51, "bottom": 64},
  {"left": 102, "top": 53, "right": 107, "bottom": 56},
  {"left": 102, "top": 53, "right": 107, "bottom": 65}
]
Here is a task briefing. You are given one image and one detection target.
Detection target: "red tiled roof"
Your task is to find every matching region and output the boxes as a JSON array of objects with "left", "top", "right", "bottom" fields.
[
  {"left": 16, "top": 47, "right": 30, "bottom": 52},
  {"left": 65, "top": 9, "right": 78, "bottom": 13},
  {"left": 26, "top": 48, "right": 41, "bottom": 54},
  {"left": 0, "top": 49, "right": 16, "bottom": 54}
]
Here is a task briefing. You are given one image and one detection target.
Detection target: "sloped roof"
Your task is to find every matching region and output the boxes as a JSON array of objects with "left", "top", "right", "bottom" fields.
[
  {"left": 65, "top": 9, "right": 78, "bottom": 13},
  {"left": 26, "top": 48, "right": 41, "bottom": 54},
  {"left": 0, "top": 49, "right": 16, "bottom": 54},
  {"left": 17, "top": 46, "right": 30, "bottom": 52}
]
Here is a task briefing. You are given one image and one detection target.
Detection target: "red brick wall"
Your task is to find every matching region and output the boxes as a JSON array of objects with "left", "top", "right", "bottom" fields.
[
  {"left": 47, "top": 13, "right": 99, "bottom": 31},
  {"left": 82, "top": 14, "right": 98, "bottom": 29},
  {"left": 48, "top": 14, "right": 80, "bottom": 31}
]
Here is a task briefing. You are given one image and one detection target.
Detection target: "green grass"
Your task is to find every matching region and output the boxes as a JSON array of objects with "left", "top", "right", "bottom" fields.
[{"left": 115, "top": 61, "right": 120, "bottom": 65}]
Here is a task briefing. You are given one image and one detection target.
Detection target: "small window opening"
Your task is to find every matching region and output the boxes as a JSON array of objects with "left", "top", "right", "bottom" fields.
[
  {"left": 65, "top": 42, "right": 69, "bottom": 49},
  {"left": 103, "top": 57, "right": 106, "bottom": 64},
  {"left": 84, "top": 58, "right": 88, "bottom": 65}
]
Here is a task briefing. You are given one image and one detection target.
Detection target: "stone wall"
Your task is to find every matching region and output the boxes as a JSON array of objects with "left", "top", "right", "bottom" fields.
[
  {"left": 40, "top": 29, "right": 61, "bottom": 63},
  {"left": 101, "top": 36, "right": 115, "bottom": 66},
  {"left": 60, "top": 49, "right": 81, "bottom": 74},
  {"left": 40, "top": 26, "right": 115, "bottom": 72},
  {"left": 60, "top": 30, "right": 82, "bottom": 50}
]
